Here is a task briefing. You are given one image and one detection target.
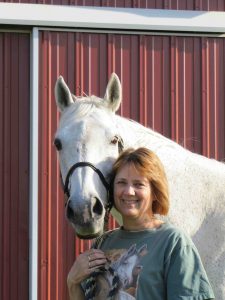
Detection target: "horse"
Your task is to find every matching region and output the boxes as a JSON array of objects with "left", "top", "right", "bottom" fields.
[{"left": 54, "top": 73, "right": 225, "bottom": 299}]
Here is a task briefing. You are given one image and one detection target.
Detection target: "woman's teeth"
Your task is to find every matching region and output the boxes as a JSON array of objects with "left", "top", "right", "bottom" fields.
[{"left": 122, "top": 199, "right": 138, "bottom": 204}]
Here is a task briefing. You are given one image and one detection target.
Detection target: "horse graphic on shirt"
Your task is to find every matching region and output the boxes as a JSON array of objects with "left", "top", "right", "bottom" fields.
[{"left": 94, "top": 244, "right": 148, "bottom": 299}]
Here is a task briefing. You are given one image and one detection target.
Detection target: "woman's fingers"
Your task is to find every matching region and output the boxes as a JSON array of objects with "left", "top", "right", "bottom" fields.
[
  {"left": 88, "top": 257, "right": 107, "bottom": 269},
  {"left": 86, "top": 250, "right": 107, "bottom": 271},
  {"left": 87, "top": 249, "right": 106, "bottom": 261},
  {"left": 68, "top": 249, "right": 107, "bottom": 284}
]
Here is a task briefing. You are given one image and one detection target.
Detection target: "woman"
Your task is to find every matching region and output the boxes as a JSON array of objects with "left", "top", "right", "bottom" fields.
[{"left": 67, "top": 147, "right": 215, "bottom": 300}]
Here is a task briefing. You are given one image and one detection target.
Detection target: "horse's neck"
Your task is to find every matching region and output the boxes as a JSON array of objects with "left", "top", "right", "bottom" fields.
[
  {"left": 116, "top": 115, "right": 184, "bottom": 153},
  {"left": 115, "top": 115, "right": 225, "bottom": 176}
]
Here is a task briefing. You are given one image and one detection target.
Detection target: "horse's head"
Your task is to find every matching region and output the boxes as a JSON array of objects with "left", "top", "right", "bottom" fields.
[{"left": 54, "top": 73, "right": 123, "bottom": 239}]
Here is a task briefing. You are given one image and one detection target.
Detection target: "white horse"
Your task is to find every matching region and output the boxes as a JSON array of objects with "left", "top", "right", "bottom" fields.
[{"left": 54, "top": 73, "right": 225, "bottom": 299}]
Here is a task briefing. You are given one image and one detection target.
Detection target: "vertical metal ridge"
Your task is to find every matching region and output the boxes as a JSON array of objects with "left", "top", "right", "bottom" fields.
[
  {"left": 139, "top": 35, "right": 147, "bottom": 125},
  {"left": 213, "top": 39, "right": 218, "bottom": 159}
]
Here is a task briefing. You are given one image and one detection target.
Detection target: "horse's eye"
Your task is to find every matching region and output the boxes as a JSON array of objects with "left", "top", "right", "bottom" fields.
[
  {"left": 54, "top": 138, "right": 62, "bottom": 151},
  {"left": 111, "top": 136, "right": 119, "bottom": 145}
]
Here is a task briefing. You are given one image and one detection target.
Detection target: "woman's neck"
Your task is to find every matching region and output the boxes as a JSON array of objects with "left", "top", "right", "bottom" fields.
[{"left": 122, "top": 217, "right": 163, "bottom": 231}]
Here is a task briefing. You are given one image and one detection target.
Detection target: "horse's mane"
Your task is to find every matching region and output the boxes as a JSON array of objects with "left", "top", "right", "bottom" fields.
[
  {"left": 116, "top": 115, "right": 182, "bottom": 152},
  {"left": 117, "top": 116, "right": 225, "bottom": 171}
]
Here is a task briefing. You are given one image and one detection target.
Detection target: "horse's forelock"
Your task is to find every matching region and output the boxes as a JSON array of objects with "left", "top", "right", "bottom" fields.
[{"left": 59, "top": 97, "right": 106, "bottom": 126}]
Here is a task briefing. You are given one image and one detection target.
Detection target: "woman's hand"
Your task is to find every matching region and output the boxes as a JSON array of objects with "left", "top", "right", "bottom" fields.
[{"left": 67, "top": 249, "right": 107, "bottom": 286}]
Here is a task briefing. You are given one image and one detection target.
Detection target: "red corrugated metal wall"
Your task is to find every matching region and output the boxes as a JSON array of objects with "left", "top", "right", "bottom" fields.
[
  {"left": 0, "top": 32, "right": 30, "bottom": 300},
  {"left": 38, "top": 30, "right": 225, "bottom": 300}
]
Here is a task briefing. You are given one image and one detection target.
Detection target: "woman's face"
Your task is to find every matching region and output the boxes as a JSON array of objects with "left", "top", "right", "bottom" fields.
[{"left": 113, "top": 163, "right": 154, "bottom": 226}]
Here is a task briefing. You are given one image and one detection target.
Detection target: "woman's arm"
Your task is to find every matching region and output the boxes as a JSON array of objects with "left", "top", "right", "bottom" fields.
[
  {"left": 67, "top": 283, "right": 85, "bottom": 300},
  {"left": 67, "top": 280, "right": 85, "bottom": 300}
]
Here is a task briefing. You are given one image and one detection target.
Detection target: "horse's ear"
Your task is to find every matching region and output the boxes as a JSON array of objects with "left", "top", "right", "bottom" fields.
[
  {"left": 55, "top": 76, "right": 74, "bottom": 112},
  {"left": 104, "top": 73, "right": 122, "bottom": 112}
]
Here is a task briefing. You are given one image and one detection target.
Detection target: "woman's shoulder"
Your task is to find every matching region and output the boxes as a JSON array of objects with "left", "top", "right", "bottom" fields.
[{"left": 159, "top": 222, "right": 195, "bottom": 248}]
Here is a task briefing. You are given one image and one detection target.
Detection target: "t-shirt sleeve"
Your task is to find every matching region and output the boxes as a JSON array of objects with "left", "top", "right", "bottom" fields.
[{"left": 165, "top": 242, "right": 215, "bottom": 300}]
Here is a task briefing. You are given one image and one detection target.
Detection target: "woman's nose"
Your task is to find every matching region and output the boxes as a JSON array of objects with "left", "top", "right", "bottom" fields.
[{"left": 124, "top": 185, "right": 135, "bottom": 195}]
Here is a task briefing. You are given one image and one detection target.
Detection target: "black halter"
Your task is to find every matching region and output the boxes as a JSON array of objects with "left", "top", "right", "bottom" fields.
[{"left": 60, "top": 137, "right": 124, "bottom": 225}]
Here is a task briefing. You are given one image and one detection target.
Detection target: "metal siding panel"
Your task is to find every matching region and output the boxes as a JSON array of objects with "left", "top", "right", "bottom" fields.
[
  {"left": 202, "top": 37, "right": 208, "bottom": 157},
  {"left": 193, "top": 38, "right": 202, "bottom": 154},
  {"left": 213, "top": 38, "right": 225, "bottom": 160},
  {"left": 162, "top": 37, "right": 171, "bottom": 137},
  {"left": 201, "top": 38, "right": 225, "bottom": 159},
  {"left": 0, "top": 32, "right": 30, "bottom": 300},
  {"left": 10, "top": 33, "right": 20, "bottom": 300},
  {"left": 183, "top": 38, "right": 193, "bottom": 150},
  {"left": 153, "top": 36, "right": 164, "bottom": 132},
  {"left": 130, "top": 35, "right": 139, "bottom": 121},
  {"left": 139, "top": 35, "right": 147, "bottom": 125},
  {"left": 217, "top": 39, "right": 225, "bottom": 160},
  {"left": 207, "top": 39, "right": 216, "bottom": 158},
  {"left": 38, "top": 31, "right": 225, "bottom": 300},
  {"left": 2, "top": 33, "right": 11, "bottom": 300},
  {"left": 18, "top": 33, "right": 30, "bottom": 299},
  {"left": 177, "top": 38, "right": 185, "bottom": 146}
]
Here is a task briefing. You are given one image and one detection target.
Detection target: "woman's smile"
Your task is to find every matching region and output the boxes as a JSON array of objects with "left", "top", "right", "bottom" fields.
[
  {"left": 122, "top": 199, "right": 139, "bottom": 204},
  {"left": 121, "top": 198, "right": 140, "bottom": 208}
]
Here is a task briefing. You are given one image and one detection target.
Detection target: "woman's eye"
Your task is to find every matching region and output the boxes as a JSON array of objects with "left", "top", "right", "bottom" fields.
[
  {"left": 116, "top": 181, "right": 126, "bottom": 185},
  {"left": 54, "top": 138, "right": 62, "bottom": 151},
  {"left": 135, "top": 183, "right": 144, "bottom": 188}
]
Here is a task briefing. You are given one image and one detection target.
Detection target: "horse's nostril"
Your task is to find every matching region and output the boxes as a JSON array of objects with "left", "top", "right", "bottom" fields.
[
  {"left": 92, "top": 197, "right": 103, "bottom": 216},
  {"left": 66, "top": 198, "right": 104, "bottom": 223}
]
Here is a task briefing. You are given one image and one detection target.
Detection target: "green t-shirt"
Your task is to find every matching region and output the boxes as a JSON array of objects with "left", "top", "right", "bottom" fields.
[{"left": 91, "top": 222, "right": 215, "bottom": 300}]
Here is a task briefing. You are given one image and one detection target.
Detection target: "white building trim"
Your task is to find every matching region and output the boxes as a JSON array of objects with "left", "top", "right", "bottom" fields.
[
  {"left": 0, "top": 3, "right": 225, "bottom": 33},
  {"left": 29, "top": 27, "right": 39, "bottom": 300}
]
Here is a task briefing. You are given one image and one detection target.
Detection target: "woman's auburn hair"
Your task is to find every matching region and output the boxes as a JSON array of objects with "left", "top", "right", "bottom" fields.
[{"left": 108, "top": 147, "right": 169, "bottom": 216}]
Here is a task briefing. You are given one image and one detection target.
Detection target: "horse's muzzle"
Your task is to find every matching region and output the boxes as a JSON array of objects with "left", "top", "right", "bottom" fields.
[{"left": 66, "top": 197, "right": 105, "bottom": 238}]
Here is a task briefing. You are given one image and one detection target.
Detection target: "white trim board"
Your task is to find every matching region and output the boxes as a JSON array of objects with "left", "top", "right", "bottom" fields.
[
  {"left": 29, "top": 27, "right": 39, "bottom": 300},
  {"left": 0, "top": 3, "right": 225, "bottom": 33}
]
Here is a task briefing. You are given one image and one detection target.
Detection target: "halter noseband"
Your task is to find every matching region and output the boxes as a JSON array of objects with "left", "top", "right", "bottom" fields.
[{"left": 63, "top": 162, "right": 109, "bottom": 199}]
